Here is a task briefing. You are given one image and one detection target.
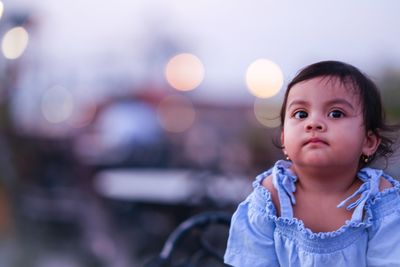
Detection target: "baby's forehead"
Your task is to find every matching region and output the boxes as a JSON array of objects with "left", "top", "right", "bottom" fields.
[{"left": 288, "top": 76, "right": 361, "bottom": 100}]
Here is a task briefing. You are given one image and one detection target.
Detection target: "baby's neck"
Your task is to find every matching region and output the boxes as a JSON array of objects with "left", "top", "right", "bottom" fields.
[
  {"left": 291, "top": 163, "right": 360, "bottom": 195},
  {"left": 290, "top": 163, "right": 364, "bottom": 232}
]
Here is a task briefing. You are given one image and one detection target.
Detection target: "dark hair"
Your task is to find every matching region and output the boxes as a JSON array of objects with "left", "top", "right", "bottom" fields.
[{"left": 280, "top": 60, "right": 398, "bottom": 164}]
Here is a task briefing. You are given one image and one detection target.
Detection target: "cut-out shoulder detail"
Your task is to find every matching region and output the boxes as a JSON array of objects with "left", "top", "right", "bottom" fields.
[
  {"left": 261, "top": 174, "right": 281, "bottom": 216},
  {"left": 379, "top": 176, "right": 393, "bottom": 191},
  {"left": 226, "top": 160, "right": 400, "bottom": 267}
]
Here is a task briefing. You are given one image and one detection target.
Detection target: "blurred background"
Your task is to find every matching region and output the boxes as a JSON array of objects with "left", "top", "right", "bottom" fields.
[{"left": 0, "top": 0, "right": 400, "bottom": 266}]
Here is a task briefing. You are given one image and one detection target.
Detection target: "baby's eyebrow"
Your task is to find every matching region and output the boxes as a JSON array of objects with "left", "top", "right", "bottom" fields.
[
  {"left": 287, "top": 100, "right": 309, "bottom": 109},
  {"left": 325, "top": 98, "right": 355, "bottom": 110},
  {"left": 287, "top": 98, "right": 355, "bottom": 110}
]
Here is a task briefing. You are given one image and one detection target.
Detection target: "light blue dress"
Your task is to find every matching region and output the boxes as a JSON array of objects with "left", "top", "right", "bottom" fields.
[{"left": 224, "top": 160, "right": 400, "bottom": 267}]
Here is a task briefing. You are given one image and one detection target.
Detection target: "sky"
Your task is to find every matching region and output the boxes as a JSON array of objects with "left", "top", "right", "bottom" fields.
[{"left": 4, "top": 0, "right": 400, "bottom": 103}]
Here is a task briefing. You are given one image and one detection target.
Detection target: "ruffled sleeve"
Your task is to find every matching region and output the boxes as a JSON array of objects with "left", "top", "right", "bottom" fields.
[
  {"left": 366, "top": 174, "right": 400, "bottom": 266},
  {"left": 224, "top": 173, "right": 279, "bottom": 267}
]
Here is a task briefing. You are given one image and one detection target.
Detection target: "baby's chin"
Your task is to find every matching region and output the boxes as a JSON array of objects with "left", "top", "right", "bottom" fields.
[
  {"left": 292, "top": 157, "right": 359, "bottom": 173},
  {"left": 291, "top": 156, "right": 333, "bottom": 169}
]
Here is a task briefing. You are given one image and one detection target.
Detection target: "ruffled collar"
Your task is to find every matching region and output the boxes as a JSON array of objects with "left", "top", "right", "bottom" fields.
[
  {"left": 269, "top": 160, "right": 393, "bottom": 222},
  {"left": 254, "top": 160, "right": 400, "bottom": 239}
]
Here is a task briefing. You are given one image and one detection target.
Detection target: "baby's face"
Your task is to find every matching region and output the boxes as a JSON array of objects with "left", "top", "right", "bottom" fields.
[{"left": 281, "top": 76, "right": 372, "bottom": 170}]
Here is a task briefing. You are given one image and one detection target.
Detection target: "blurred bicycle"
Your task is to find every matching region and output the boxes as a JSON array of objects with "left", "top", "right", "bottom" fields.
[{"left": 144, "top": 211, "right": 231, "bottom": 267}]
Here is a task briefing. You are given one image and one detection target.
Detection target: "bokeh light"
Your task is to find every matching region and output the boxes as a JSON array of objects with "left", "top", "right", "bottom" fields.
[
  {"left": 246, "top": 59, "right": 284, "bottom": 98},
  {"left": 67, "top": 100, "right": 97, "bottom": 128},
  {"left": 1, "top": 26, "right": 29, "bottom": 60},
  {"left": 253, "top": 97, "right": 281, "bottom": 128},
  {"left": 165, "top": 53, "right": 205, "bottom": 91},
  {"left": 41, "top": 85, "right": 74, "bottom": 124},
  {"left": 0, "top": 2, "right": 4, "bottom": 20},
  {"left": 66, "top": 85, "right": 98, "bottom": 128},
  {"left": 157, "top": 94, "right": 196, "bottom": 133}
]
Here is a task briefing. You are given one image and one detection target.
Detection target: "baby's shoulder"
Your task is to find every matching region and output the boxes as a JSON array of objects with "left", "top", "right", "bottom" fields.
[
  {"left": 379, "top": 176, "right": 393, "bottom": 191},
  {"left": 368, "top": 174, "right": 400, "bottom": 221},
  {"left": 261, "top": 175, "right": 281, "bottom": 216}
]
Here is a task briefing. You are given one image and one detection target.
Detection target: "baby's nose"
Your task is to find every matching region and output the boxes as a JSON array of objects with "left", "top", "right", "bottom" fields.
[{"left": 305, "top": 119, "right": 325, "bottom": 131}]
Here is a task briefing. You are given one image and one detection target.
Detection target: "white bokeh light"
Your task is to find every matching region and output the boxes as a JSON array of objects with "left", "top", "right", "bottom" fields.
[
  {"left": 1, "top": 26, "right": 29, "bottom": 60},
  {"left": 253, "top": 97, "right": 282, "bottom": 128},
  {"left": 246, "top": 59, "right": 284, "bottom": 98},
  {"left": 0, "top": 1, "right": 4, "bottom": 20},
  {"left": 41, "top": 86, "right": 74, "bottom": 124}
]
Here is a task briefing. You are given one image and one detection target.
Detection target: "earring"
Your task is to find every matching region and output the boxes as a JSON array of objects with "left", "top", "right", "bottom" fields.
[
  {"left": 282, "top": 147, "right": 290, "bottom": 161},
  {"left": 362, "top": 154, "right": 369, "bottom": 163}
]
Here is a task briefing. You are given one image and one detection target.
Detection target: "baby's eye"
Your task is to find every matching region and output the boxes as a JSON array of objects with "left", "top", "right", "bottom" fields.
[
  {"left": 294, "top": 110, "right": 308, "bottom": 119},
  {"left": 328, "top": 110, "right": 344, "bottom": 118}
]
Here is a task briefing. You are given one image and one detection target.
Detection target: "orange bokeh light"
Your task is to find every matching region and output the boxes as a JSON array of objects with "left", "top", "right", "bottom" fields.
[
  {"left": 165, "top": 53, "right": 205, "bottom": 91},
  {"left": 157, "top": 94, "right": 196, "bottom": 133}
]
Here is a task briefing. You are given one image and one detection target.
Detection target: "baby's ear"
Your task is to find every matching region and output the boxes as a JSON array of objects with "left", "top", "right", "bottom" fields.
[{"left": 362, "top": 130, "right": 381, "bottom": 156}]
